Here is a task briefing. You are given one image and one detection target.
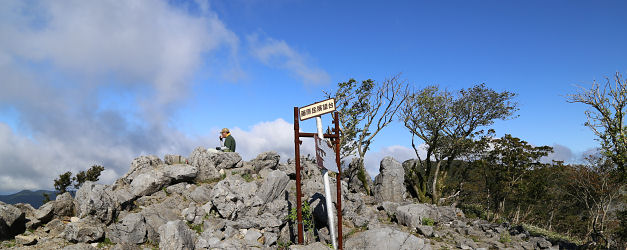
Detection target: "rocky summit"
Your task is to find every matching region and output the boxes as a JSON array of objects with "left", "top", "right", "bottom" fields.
[{"left": 0, "top": 147, "right": 576, "bottom": 249}]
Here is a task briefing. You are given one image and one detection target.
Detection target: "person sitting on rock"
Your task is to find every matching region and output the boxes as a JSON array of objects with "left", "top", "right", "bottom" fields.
[{"left": 216, "top": 128, "right": 236, "bottom": 152}]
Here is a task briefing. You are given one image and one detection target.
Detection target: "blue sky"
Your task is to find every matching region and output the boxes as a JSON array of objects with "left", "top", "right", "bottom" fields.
[{"left": 0, "top": 0, "right": 625, "bottom": 194}]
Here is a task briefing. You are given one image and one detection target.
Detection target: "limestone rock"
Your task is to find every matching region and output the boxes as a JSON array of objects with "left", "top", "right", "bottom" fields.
[
  {"left": 344, "top": 227, "right": 430, "bottom": 250},
  {"left": 163, "top": 164, "right": 198, "bottom": 182},
  {"left": 209, "top": 176, "right": 261, "bottom": 219},
  {"left": 63, "top": 217, "right": 105, "bottom": 243},
  {"left": 13, "top": 203, "right": 36, "bottom": 219},
  {"left": 166, "top": 182, "right": 190, "bottom": 196},
  {"left": 372, "top": 156, "right": 406, "bottom": 202},
  {"left": 250, "top": 151, "right": 280, "bottom": 173},
  {"left": 44, "top": 218, "right": 66, "bottom": 236},
  {"left": 396, "top": 203, "right": 463, "bottom": 229},
  {"left": 244, "top": 228, "right": 263, "bottom": 246},
  {"left": 345, "top": 158, "right": 373, "bottom": 195},
  {"left": 140, "top": 196, "right": 184, "bottom": 243},
  {"left": 257, "top": 170, "right": 289, "bottom": 203},
  {"left": 165, "top": 154, "right": 187, "bottom": 165},
  {"left": 396, "top": 203, "right": 439, "bottom": 229},
  {"left": 15, "top": 234, "right": 38, "bottom": 245},
  {"left": 34, "top": 201, "right": 55, "bottom": 224},
  {"left": 121, "top": 155, "right": 163, "bottom": 184},
  {"left": 74, "top": 182, "right": 117, "bottom": 224},
  {"left": 53, "top": 192, "right": 75, "bottom": 218},
  {"left": 62, "top": 243, "right": 99, "bottom": 250},
  {"left": 106, "top": 213, "right": 147, "bottom": 244},
  {"left": 158, "top": 220, "right": 195, "bottom": 250},
  {"left": 189, "top": 147, "right": 221, "bottom": 182},
  {"left": 130, "top": 171, "right": 168, "bottom": 198},
  {"left": 210, "top": 152, "right": 243, "bottom": 170},
  {"left": 189, "top": 184, "right": 213, "bottom": 204},
  {"left": 231, "top": 213, "right": 281, "bottom": 229},
  {"left": 0, "top": 201, "right": 26, "bottom": 239},
  {"left": 289, "top": 242, "right": 330, "bottom": 249}
]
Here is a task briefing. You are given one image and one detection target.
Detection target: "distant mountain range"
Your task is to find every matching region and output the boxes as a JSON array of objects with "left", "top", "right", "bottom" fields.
[{"left": 0, "top": 190, "right": 57, "bottom": 208}]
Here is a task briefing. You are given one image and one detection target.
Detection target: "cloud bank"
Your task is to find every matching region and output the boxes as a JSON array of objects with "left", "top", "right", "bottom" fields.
[{"left": 0, "top": 0, "right": 329, "bottom": 194}]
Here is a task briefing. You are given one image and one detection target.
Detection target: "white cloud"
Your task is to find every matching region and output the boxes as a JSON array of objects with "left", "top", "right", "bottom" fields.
[
  {"left": 0, "top": 0, "right": 332, "bottom": 194},
  {"left": 0, "top": 0, "right": 238, "bottom": 193},
  {"left": 1, "top": 0, "right": 239, "bottom": 119},
  {"left": 248, "top": 34, "right": 330, "bottom": 85},
  {"left": 540, "top": 143, "right": 576, "bottom": 164},
  {"left": 218, "top": 118, "right": 315, "bottom": 162}
]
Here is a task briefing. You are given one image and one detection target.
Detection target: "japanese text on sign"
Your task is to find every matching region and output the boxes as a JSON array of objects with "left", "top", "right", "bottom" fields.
[{"left": 299, "top": 98, "right": 336, "bottom": 121}]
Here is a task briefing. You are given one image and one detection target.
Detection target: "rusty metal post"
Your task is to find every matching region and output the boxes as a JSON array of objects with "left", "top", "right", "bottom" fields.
[
  {"left": 333, "top": 112, "right": 343, "bottom": 249},
  {"left": 293, "top": 107, "right": 304, "bottom": 244}
]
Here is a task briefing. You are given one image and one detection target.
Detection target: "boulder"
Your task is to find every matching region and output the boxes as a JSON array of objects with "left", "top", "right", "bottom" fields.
[
  {"left": 130, "top": 171, "right": 169, "bottom": 197},
  {"left": 127, "top": 163, "right": 198, "bottom": 198},
  {"left": 250, "top": 151, "right": 280, "bottom": 173},
  {"left": 289, "top": 242, "right": 331, "bottom": 250},
  {"left": 257, "top": 170, "right": 289, "bottom": 203},
  {"left": 15, "top": 234, "right": 38, "bottom": 245},
  {"left": 396, "top": 203, "right": 463, "bottom": 229},
  {"left": 344, "top": 227, "right": 430, "bottom": 250},
  {"left": 416, "top": 225, "right": 434, "bottom": 237},
  {"left": 53, "top": 192, "right": 75, "bottom": 217},
  {"left": 163, "top": 164, "right": 198, "bottom": 182},
  {"left": 182, "top": 205, "right": 199, "bottom": 223},
  {"left": 106, "top": 213, "right": 147, "bottom": 244},
  {"left": 63, "top": 217, "right": 105, "bottom": 243},
  {"left": 166, "top": 182, "right": 190, "bottom": 196},
  {"left": 74, "top": 182, "right": 117, "bottom": 224},
  {"left": 34, "top": 201, "right": 55, "bottom": 224},
  {"left": 110, "top": 243, "right": 142, "bottom": 250},
  {"left": 62, "top": 243, "right": 99, "bottom": 250},
  {"left": 372, "top": 156, "right": 406, "bottom": 202},
  {"left": 121, "top": 155, "right": 163, "bottom": 184},
  {"left": 189, "top": 147, "right": 221, "bottom": 182},
  {"left": 345, "top": 158, "right": 373, "bottom": 195},
  {"left": 158, "top": 220, "right": 195, "bottom": 250},
  {"left": 189, "top": 184, "right": 213, "bottom": 204},
  {"left": 230, "top": 213, "right": 282, "bottom": 229},
  {"left": 13, "top": 203, "right": 36, "bottom": 218},
  {"left": 0, "top": 201, "right": 26, "bottom": 239},
  {"left": 165, "top": 154, "right": 187, "bottom": 165},
  {"left": 396, "top": 203, "right": 438, "bottom": 229},
  {"left": 44, "top": 218, "right": 66, "bottom": 236},
  {"left": 209, "top": 176, "right": 262, "bottom": 219},
  {"left": 210, "top": 152, "right": 243, "bottom": 170},
  {"left": 140, "top": 196, "right": 185, "bottom": 243},
  {"left": 244, "top": 228, "right": 263, "bottom": 246}
]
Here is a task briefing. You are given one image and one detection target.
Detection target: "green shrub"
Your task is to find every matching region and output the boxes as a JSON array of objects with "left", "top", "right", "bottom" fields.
[
  {"left": 241, "top": 173, "right": 254, "bottom": 182},
  {"left": 97, "top": 238, "right": 114, "bottom": 248},
  {"left": 458, "top": 203, "right": 487, "bottom": 220},
  {"left": 523, "top": 223, "right": 583, "bottom": 245},
  {"left": 187, "top": 222, "right": 203, "bottom": 234},
  {"left": 422, "top": 217, "right": 435, "bottom": 226},
  {"left": 499, "top": 231, "right": 511, "bottom": 243},
  {"left": 287, "top": 200, "right": 314, "bottom": 233}
]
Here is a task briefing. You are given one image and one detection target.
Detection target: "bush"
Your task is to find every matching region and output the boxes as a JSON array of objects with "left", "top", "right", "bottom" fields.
[
  {"left": 422, "top": 217, "right": 435, "bottom": 226},
  {"left": 457, "top": 203, "right": 486, "bottom": 220},
  {"left": 287, "top": 200, "right": 314, "bottom": 233}
]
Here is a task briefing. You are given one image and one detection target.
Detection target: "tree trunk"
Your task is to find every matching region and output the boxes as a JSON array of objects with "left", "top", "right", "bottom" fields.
[{"left": 431, "top": 160, "right": 442, "bottom": 204}]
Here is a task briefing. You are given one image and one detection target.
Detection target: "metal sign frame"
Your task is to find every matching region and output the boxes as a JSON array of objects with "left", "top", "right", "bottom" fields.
[{"left": 293, "top": 107, "right": 343, "bottom": 249}]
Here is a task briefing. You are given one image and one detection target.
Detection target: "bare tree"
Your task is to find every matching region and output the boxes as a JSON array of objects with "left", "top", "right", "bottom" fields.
[
  {"left": 563, "top": 155, "right": 621, "bottom": 245},
  {"left": 567, "top": 72, "right": 626, "bottom": 180},
  {"left": 325, "top": 74, "right": 409, "bottom": 194}
]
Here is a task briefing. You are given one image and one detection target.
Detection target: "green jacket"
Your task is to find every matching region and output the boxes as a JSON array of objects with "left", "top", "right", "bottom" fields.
[{"left": 224, "top": 135, "right": 236, "bottom": 152}]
